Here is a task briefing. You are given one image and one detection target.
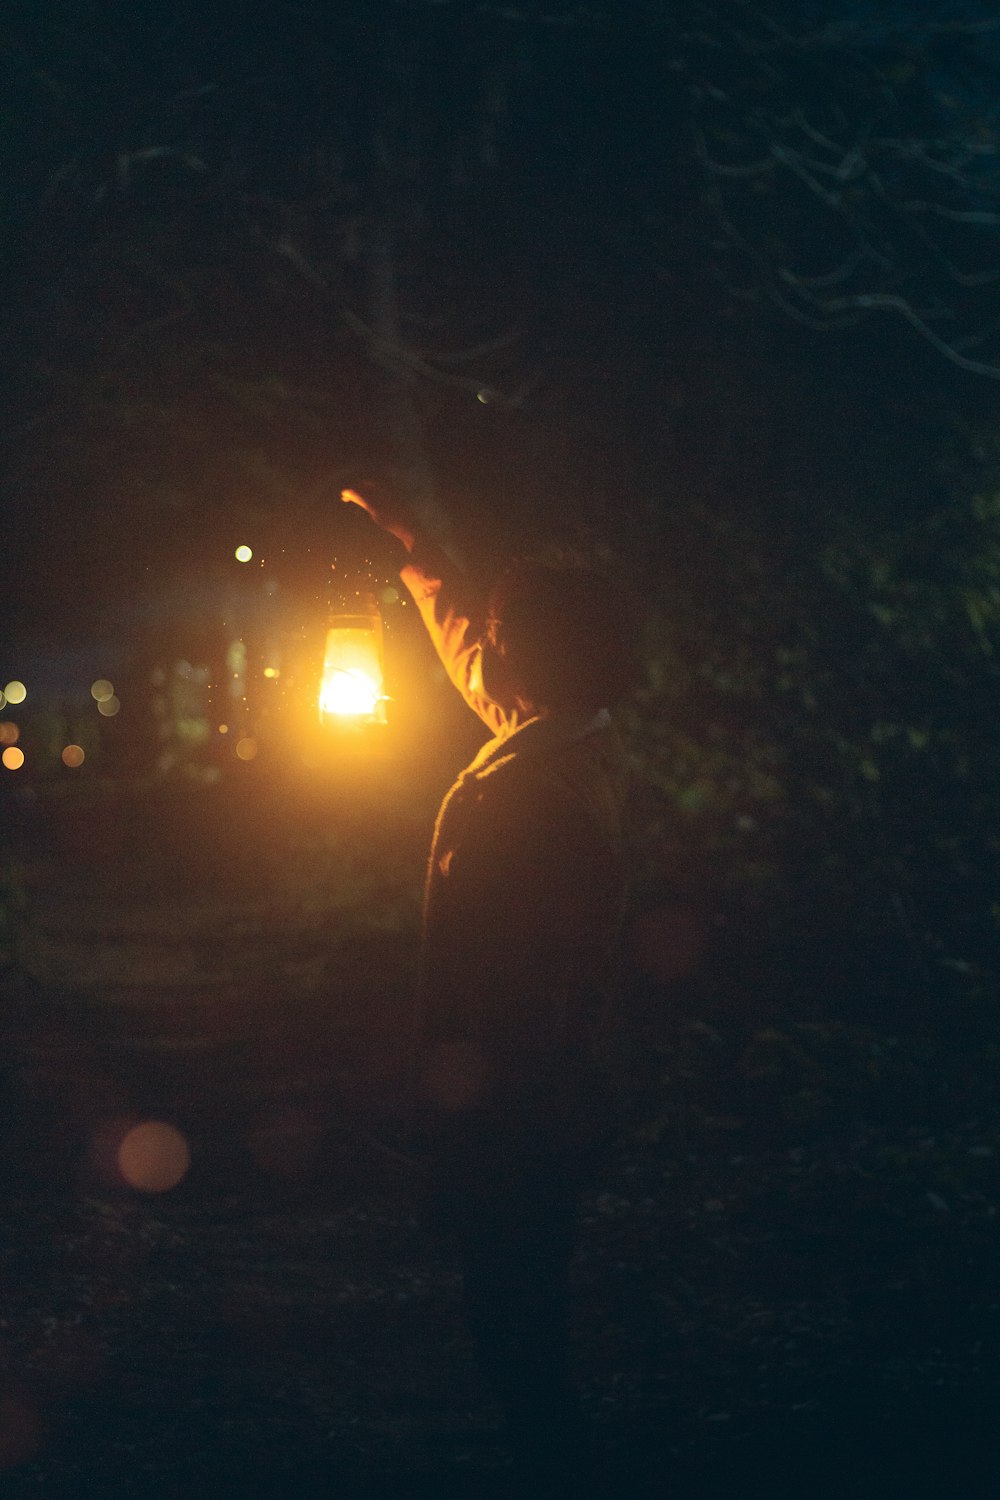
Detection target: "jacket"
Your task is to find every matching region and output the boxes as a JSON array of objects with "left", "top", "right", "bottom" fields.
[{"left": 400, "top": 539, "right": 629, "bottom": 1153}]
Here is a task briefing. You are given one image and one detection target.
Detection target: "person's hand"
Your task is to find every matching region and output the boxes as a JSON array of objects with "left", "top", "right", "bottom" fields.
[{"left": 341, "top": 484, "right": 418, "bottom": 553}]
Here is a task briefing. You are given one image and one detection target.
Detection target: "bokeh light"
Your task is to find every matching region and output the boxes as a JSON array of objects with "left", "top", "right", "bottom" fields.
[
  {"left": 0, "top": 690, "right": 5, "bottom": 709},
  {"left": 234, "top": 544, "right": 253, "bottom": 563},
  {"left": 218, "top": 723, "right": 229, "bottom": 734},
  {"left": 262, "top": 666, "right": 279, "bottom": 679},
  {"left": 97, "top": 695, "right": 121, "bottom": 718},
  {"left": 61, "top": 744, "right": 85, "bottom": 768},
  {"left": 0, "top": 722, "right": 19, "bottom": 745},
  {"left": 2, "top": 747, "right": 24, "bottom": 771},
  {"left": 235, "top": 736, "right": 257, "bottom": 761},
  {"left": 3, "top": 681, "right": 26, "bottom": 705},
  {"left": 117, "top": 1121, "right": 191, "bottom": 1193},
  {"left": 90, "top": 678, "right": 114, "bottom": 702}
]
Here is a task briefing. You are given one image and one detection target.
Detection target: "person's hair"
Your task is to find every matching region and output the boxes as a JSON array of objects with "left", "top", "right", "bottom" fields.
[{"left": 488, "top": 550, "right": 642, "bottom": 714}]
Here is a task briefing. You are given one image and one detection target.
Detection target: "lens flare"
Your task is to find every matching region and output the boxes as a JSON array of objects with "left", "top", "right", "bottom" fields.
[
  {"left": 2, "top": 748, "right": 24, "bottom": 771},
  {"left": 235, "top": 736, "right": 257, "bottom": 760},
  {"left": 3, "top": 681, "right": 26, "bottom": 705},
  {"left": 61, "top": 744, "right": 85, "bottom": 768},
  {"left": 116, "top": 1121, "right": 191, "bottom": 1193}
]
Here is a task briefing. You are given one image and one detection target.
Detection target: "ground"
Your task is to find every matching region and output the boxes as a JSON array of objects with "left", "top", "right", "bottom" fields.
[{"left": 1, "top": 770, "right": 998, "bottom": 1497}]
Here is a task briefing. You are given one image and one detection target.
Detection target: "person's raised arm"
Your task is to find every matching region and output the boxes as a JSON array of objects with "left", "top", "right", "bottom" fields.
[{"left": 341, "top": 487, "right": 510, "bottom": 735}]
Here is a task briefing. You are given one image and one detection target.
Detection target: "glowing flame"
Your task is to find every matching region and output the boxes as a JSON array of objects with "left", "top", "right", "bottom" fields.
[
  {"left": 320, "top": 668, "right": 381, "bottom": 717},
  {"left": 319, "top": 616, "right": 384, "bottom": 721}
]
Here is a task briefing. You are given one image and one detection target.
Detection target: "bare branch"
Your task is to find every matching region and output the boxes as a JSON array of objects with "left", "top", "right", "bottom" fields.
[
  {"left": 802, "top": 291, "right": 1000, "bottom": 379},
  {"left": 272, "top": 235, "right": 526, "bottom": 403}
]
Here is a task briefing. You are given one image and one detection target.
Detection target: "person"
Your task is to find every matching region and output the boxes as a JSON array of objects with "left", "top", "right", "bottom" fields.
[{"left": 342, "top": 485, "right": 638, "bottom": 1491}]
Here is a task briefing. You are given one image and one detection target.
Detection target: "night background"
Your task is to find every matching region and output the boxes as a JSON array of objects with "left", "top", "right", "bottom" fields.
[{"left": 2, "top": 1, "right": 1000, "bottom": 1494}]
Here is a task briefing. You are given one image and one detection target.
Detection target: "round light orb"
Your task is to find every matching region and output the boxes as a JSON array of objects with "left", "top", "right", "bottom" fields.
[
  {"left": 62, "top": 744, "right": 85, "bottom": 768},
  {"left": 97, "top": 695, "right": 121, "bottom": 718},
  {"left": 90, "top": 678, "right": 114, "bottom": 703},
  {"left": 235, "top": 736, "right": 257, "bottom": 761},
  {"left": 116, "top": 1121, "right": 191, "bottom": 1193},
  {"left": 2, "top": 747, "right": 25, "bottom": 770},
  {"left": 3, "top": 681, "right": 26, "bottom": 705},
  {"left": 234, "top": 545, "right": 253, "bottom": 563}
]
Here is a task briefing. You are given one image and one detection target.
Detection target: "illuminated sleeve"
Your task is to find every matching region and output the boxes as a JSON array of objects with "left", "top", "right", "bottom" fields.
[{"left": 400, "top": 537, "right": 513, "bottom": 735}]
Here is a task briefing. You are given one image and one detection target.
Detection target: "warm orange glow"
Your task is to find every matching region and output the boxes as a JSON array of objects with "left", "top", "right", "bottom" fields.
[
  {"left": 235, "top": 736, "right": 257, "bottom": 760},
  {"left": 61, "top": 744, "right": 85, "bottom": 767},
  {"left": 234, "top": 544, "right": 253, "bottom": 563},
  {"left": 90, "top": 678, "right": 114, "bottom": 702},
  {"left": 2, "top": 747, "right": 24, "bottom": 770},
  {"left": 262, "top": 666, "right": 280, "bottom": 679},
  {"left": 3, "top": 681, "right": 26, "bottom": 705},
  {"left": 319, "top": 615, "right": 384, "bottom": 721},
  {"left": 0, "top": 722, "right": 19, "bottom": 745},
  {"left": 116, "top": 1121, "right": 190, "bottom": 1192}
]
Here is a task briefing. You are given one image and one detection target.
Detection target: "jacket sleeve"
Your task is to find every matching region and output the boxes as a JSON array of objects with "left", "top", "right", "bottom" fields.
[{"left": 399, "top": 537, "right": 513, "bottom": 736}]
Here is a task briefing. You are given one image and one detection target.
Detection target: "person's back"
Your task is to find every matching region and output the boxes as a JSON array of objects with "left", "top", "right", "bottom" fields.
[
  {"left": 416, "top": 705, "right": 628, "bottom": 1153},
  {"left": 342, "top": 487, "right": 638, "bottom": 1490}
]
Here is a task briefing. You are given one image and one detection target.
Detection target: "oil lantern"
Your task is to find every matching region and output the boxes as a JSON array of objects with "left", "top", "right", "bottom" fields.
[{"left": 318, "top": 590, "right": 386, "bottom": 724}]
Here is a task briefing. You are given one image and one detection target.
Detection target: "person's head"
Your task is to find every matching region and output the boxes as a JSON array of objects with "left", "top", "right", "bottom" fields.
[{"left": 481, "top": 551, "right": 641, "bottom": 716}]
